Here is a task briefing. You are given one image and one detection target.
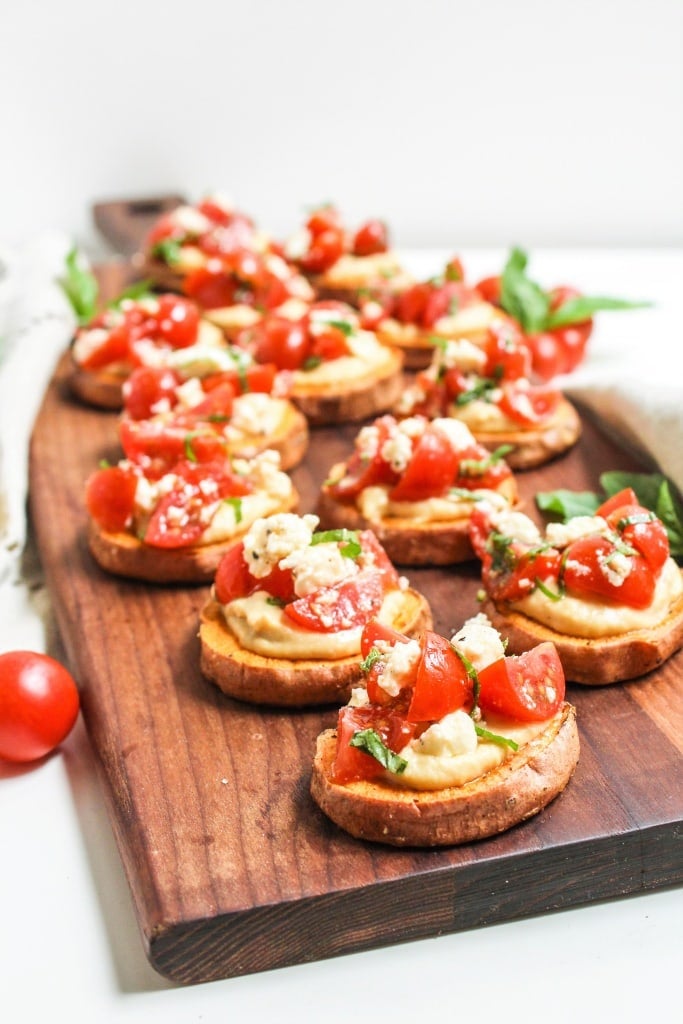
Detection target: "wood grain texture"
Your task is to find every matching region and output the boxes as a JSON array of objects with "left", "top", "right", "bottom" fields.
[{"left": 28, "top": 265, "right": 683, "bottom": 984}]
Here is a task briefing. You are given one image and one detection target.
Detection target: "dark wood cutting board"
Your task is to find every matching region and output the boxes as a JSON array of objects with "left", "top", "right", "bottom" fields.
[{"left": 28, "top": 262, "right": 683, "bottom": 985}]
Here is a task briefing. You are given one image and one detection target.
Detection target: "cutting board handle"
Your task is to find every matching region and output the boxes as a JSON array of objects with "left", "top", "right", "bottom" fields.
[{"left": 93, "top": 194, "right": 186, "bottom": 257}]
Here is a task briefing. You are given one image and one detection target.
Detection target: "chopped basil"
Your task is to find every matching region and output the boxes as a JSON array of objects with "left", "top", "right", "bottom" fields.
[
  {"left": 266, "top": 596, "right": 285, "bottom": 607},
  {"left": 451, "top": 645, "right": 480, "bottom": 708},
  {"left": 152, "top": 238, "right": 182, "bottom": 265},
  {"left": 226, "top": 347, "right": 251, "bottom": 391},
  {"left": 302, "top": 355, "right": 323, "bottom": 371},
  {"left": 536, "top": 489, "right": 601, "bottom": 520},
  {"left": 223, "top": 496, "right": 243, "bottom": 523},
  {"left": 474, "top": 725, "right": 519, "bottom": 751},
  {"left": 488, "top": 532, "right": 517, "bottom": 574},
  {"left": 360, "top": 647, "right": 382, "bottom": 673},
  {"left": 108, "top": 279, "right": 155, "bottom": 308},
  {"left": 535, "top": 576, "right": 564, "bottom": 601},
  {"left": 325, "top": 319, "right": 354, "bottom": 336},
  {"left": 448, "top": 296, "right": 460, "bottom": 315},
  {"left": 58, "top": 247, "right": 99, "bottom": 325},
  {"left": 454, "top": 377, "right": 498, "bottom": 407},
  {"left": 311, "top": 528, "right": 362, "bottom": 560},
  {"left": 349, "top": 729, "right": 407, "bottom": 774},
  {"left": 459, "top": 444, "right": 514, "bottom": 477},
  {"left": 98, "top": 458, "right": 111, "bottom": 469},
  {"left": 617, "top": 512, "right": 656, "bottom": 530},
  {"left": 183, "top": 433, "right": 198, "bottom": 462}
]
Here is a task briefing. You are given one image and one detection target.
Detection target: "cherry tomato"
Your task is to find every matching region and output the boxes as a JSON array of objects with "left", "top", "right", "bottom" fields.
[
  {"left": 475, "top": 275, "right": 502, "bottom": 305},
  {"left": 196, "top": 198, "right": 235, "bottom": 225},
  {"left": 422, "top": 282, "right": 478, "bottom": 328},
  {"left": 251, "top": 317, "right": 311, "bottom": 370},
  {"left": 306, "top": 205, "right": 343, "bottom": 236},
  {"left": 395, "top": 282, "right": 432, "bottom": 324},
  {"left": 144, "top": 461, "right": 251, "bottom": 549},
  {"left": 0, "top": 651, "right": 80, "bottom": 763},
  {"left": 389, "top": 426, "right": 459, "bottom": 502},
  {"left": 477, "top": 642, "right": 565, "bottom": 722},
  {"left": 498, "top": 381, "right": 561, "bottom": 425},
  {"left": 153, "top": 295, "right": 200, "bottom": 347},
  {"left": 213, "top": 543, "right": 255, "bottom": 604},
  {"left": 408, "top": 631, "right": 472, "bottom": 722},
  {"left": 309, "top": 325, "right": 351, "bottom": 362},
  {"left": 484, "top": 325, "right": 531, "bottom": 381},
  {"left": 524, "top": 332, "right": 568, "bottom": 382},
  {"left": 331, "top": 702, "right": 417, "bottom": 784},
  {"left": 300, "top": 228, "right": 345, "bottom": 274},
  {"left": 85, "top": 465, "right": 138, "bottom": 532},
  {"left": 78, "top": 323, "right": 131, "bottom": 371},
  {"left": 123, "top": 366, "right": 180, "bottom": 420},
  {"left": 352, "top": 219, "right": 388, "bottom": 256},
  {"left": 172, "top": 381, "right": 236, "bottom": 427},
  {"left": 183, "top": 264, "right": 240, "bottom": 309},
  {"left": 596, "top": 488, "right": 640, "bottom": 518},
  {"left": 360, "top": 620, "right": 413, "bottom": 705},
  {"left": 326, "top": 416, "right": 400, "bottom": 500},
  {"left": 562, "top": 535, "right": 656, "bottom": 609},
  {"left": 284, "top": 572, "right": 386, "bottom": 632}
]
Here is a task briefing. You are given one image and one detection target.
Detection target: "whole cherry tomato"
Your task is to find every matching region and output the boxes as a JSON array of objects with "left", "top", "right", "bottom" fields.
[
  {"left": 0, "top": 651, "right": 80, "bottom": 763},
  {"left": 352, "top": 219, "right": 388, "bottom": 256}
]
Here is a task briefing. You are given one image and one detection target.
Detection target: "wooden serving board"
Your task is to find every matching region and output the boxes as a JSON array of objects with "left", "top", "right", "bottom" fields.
[{"left": 29, "top": 264, "right": 683, "bottom": 985}]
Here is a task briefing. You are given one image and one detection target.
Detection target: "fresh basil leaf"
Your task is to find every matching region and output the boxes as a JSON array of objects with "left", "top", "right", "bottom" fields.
[
  {"left": 349, "top": 729, "right": 407, "bottom": 774},
  {"left": 223, "top": 496, "right": 243, "bottom": 524},
  {"left": 600, "top": 470, "right": 664, "bottom": 510},
  {"left": 474, "top": 725, "right": 519, "bottom": 751},
  {"left": 545, "top": 295, "right": 652, "bottom": 329},
  {"left": 152, "top": 238, "right": 182, "bottom": 265},
  {"left": 266, "top": 595, "right": 285, "bottom": 607},
  {"left": 535, "top": 577, "right": 564, "bottom": 601},
  {"left": 459, "top": 443, "right": 514, "bottom": 477},
  {"left": 302, "top": 355, "right": 323, "bottom": 371},
  {"left": 451, "top": 646, "right": 480, "bottom": 707},
  {"left": 360, "top": 647, "right": 382, "bottom": 673},
  {"left": 325, "top": 319, "right": 354, "bottom": 336},
  {"left": 183, "top": 433, "right": 198, "bottom": 462},
  {"left": 58, "top": 247, "right": 99, "bottom": 325},
  {"left": 311, "top": 528, "right": 362, "bottom": 560},
  {"left": 655, "top": 481, "right": 683, "bottom": 559},
  {"left": 536, "top": 489, "right": 601, "bottom": 520},
  {"left": 499, "top": 247, "right": 550, "bottom": 335}
]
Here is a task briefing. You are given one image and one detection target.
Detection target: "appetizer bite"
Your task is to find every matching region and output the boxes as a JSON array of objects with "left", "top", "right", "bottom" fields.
[
  {"left": 394, "top": 327, "right": 581, "bottom": 469},
  {"left": 366, "top": 255, "right": 509, "bottom": 370},
  {"left": 283, "top": 203, "right": 412, "bottom": 307},
  {"left": 137, "top": 193, "right": 269, "bottom": 291},
  {"left": 199, "top": 512, "right": 432, "bottom": 706},
  {"left": 241, "top": 301, "right": 404, "bottom": 425},
  {"left": 468, "top": 488, "right": 683, "bottom": 683},
  {"left": 317, "top": 413, "right": 519, "bottom": 565},
  {"left": 84, "top": 449, "right": 297, "bottom": 584},
  {"left": 475, "top": 247, "right": 649, "bottom": 381},
  {"left": 311, "top": 614, "right": 579, "bottom": 846},
  {"left": 181, "top": 247, "right": 314, "bottom": 341},
  {"left": 121, "top": 363, "right": 308, "bottom": 471},
  {"left": 70, "top": 290, "right": 225, "bottom": 410}
]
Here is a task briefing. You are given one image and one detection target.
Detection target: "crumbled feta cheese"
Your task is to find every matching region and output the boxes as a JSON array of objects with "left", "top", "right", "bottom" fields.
[
  {"left": 242, "top": 513, "right": 318, "bottom": 579},
  {"left": 546, "top": 516, "right": 610, "bottom": 548},
  {"left": 171, "top": 204, "right": 212, "bottom": 236},
  {"left": 229, "top": 393, "right": 280, "bottom": 437},
  {"left": 376, "top": 638, "right": 421, "bottom": 698},
  {"left": 437, "top": 338, "right": 487, "bottom": 374},
  {"left": 283, "top": 228, "right": 312, "bottom": 261},
  {"left": 413, "top": 709, "right": 478, "bottom": 757},
  {"left": 451, "top": 613, "right": 505, "bottom": 671},
  {"left": 355, "top": 424, "right": 381, "bottom": 461},
  {"left": 431, "top": 417, "right": 476, "bottom": 452},
  {"left": 598, "top": 549, "right": 632, "bottom": 587},
  {"left": 72, "top": 327, "right": 111, "bottom": 364},
  {"left": 490, "top": 510, "right": 542, "bottom": 546},
  {"left": 380, "top": 428, "right": 413, "bottom": 472},
  {"left": 281, "top": 541, "right": 358, "bottom": 598},
  {"left": 174, "top": 377, "right": 205, "bottom": 409}
]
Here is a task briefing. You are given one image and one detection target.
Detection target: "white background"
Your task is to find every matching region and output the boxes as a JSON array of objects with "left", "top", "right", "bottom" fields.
[
  {"left": 2, "top": 0, "right": 682, "bottom": 255},
  {"left": 1, "top": 3, "right": 683, "bottom": 1022}
]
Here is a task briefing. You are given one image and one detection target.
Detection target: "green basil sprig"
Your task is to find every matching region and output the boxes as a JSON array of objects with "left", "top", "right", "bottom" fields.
[
  {"left": 311, "top": 528, "right": 362, "bottom": 560},
  {"left": 58, "top": 247, "right": 99, "bottom": 325},
  {"left": 349, "top": 729, "right": 407, "bottom": 774}
]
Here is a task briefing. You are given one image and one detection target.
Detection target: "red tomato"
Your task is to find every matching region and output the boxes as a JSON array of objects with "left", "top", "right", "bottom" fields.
[
  {"left": 332, "top": 703, "right": 417, "bottom": 784},
  {"left": 123, "top": 366, "right": 180, "bottom": 420},
  {"left": 196, "top": 198, "right": 234, "bottom": 225},
  {"left": 300, "top": 228, "right": 345, "bottom": 274},
  {"left": 172, "top": 381, "right": 236, "bottom": 427},
  {"left": 213, "top": 544, "right": 255, "bottom": 604},
  {"left": 144, "top": 461, "right": 251, "bottom": 549},
  {"left": 78, "top": 323, "right": 131, "bottom": 370},
  {"left": 524, "top": 332, "right": 569, "bottom": 381},
  {"left": 610, "top": 507, "right": 669, "bottom": 572},
  {"left": 498, "top": 381, "right": 561, "bottom": 425},
  {"left": 251, "top": 317, "right": 311, "bottom": 370},
  {"left": 309, "top": 325, "right": 351, "bottom": 362},
  {"left": 306, "top": 205, "right": 343, "bottom": 236},
  {"left": 120, "top": 419, "right": 228, "bottom": 473},
  {"left": 394, "top": 282, "right": 432, "bottom": 324},
  {"left": 326, "top": 416, "right": 400, "bottom": 500},
  {"left": 284, "top": 572, "right": 386, "bottom": 632},
  {"left": 352, "top": 219, "right": 388, "bottom": 256},
  {"left": 360, "top": 620, "right": 413, "bottom": 705},
  {"left": 0, "top": 651, "right": 80, "bottom": 763},
  {"left": 484, "top": 326, "right": 531, "bottom": 381},
  {"left": 596, "top": 488, "right": 639, "bottom": 517},
  {"left": 422, "top": 282, "right": 478, "bottom": 328},
  {"left": 183, "top": 265, "right": 239, "bottom": 309},
  {"left": 153, "top": 295, "right": 200, "bottom": 347},
  {"left": 85, "top": 465, "right": 138, "bottom": 532},
  {"left": 487, "top": 544, "right": 563, "bottom": 603},
  {"left": 475, "top": 275, "right": 502, "bottom": 305},
  {"left": 408, "top": 631, "right": 473, "bottom": 722},
  {"left": 553, "top": 323, "right": 592, "bottom": 372},
  {"left": 477, "top": 643, "right": 565, "bottom": 722},
  {"left": 389, "top": 426, "right": 459, "bottom": 502},
  {"left": 562, "top": 536, "right": 656, "bottom": 609}
]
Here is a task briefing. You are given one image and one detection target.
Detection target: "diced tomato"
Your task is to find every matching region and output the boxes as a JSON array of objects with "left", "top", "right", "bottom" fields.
[
  {"left": 360, "top": 620, "right": 413, "bottom": 705},
  {"left": 475, "top": 275, "right": 502, "bottom": 306},
  {"left": 562, "top": 535, "right": 656, "bottom": 608},
  {"left": 306, "top": 205, "right": 343, "bottom": 236},
  {"left": 352, "top": 219, "right": 388, "bottom": 256},
  {"left": 331, "top": 703, "right": 417, "bottom": 784},
  {"left": 123, "top": 366, "right": 180, "bottom": 420},
  {"left": 183, "top": 264, "right": 240, "bottom": 309},
  {"left": 498, "top": 381, "right": 561, "bottom": 425},
  {"left": 608, "top": 507, "right": 670, "bottom": 572},
  {"left": 394, "top": 282, "right": 432, "bottom": 324},
  {"left": 153, "top": 295, "right": 200, "bottom": 347},
  {"left": 309, "top": 325, "right": 351, "bottom": 362},
  {"left": 213, "top": 543, "right": 255, "bottom": 604},
  {"left": 85, "top": 465, "right": 138, "bottom": 532},
  {"left": 120, "top": 419, "right": 228, "bottom": 473},
  {"left": 389, "top": 425, "right": 459, "bottom": 502},
  {"left": 172, "top": 381, "right": 236, "bottom": 427},
  {"left": 196, "top": 198, "right": 235, "bottom": 225},
  {"left": 477, "top": 642, "right": 565, "bottom": 722},
  {"left": 326, "top": 416, "right": 400, "bottom": 501},
  {"left": 144, "top": 460, "right": 251, "bottom": 549},
  {"left": 525, "top": 332, "right": 568, "bottom": 381},
  {"left": 250, "top": 317, "right": 311, "bottom": 370},
  {"left": 408, "top": 631, "right": 473, "bottom": 722},
  {"left": 79, "top": 323, "right": 131, "bottom": 370},
  {"left": 300, "top": 228, "right": 345, "bottom": 274},
  {"left": 422, "top": 281, "right": 479, "bottom": 328},
  {"left": 596, "top": 488, "right": 639, "bottom": 518},
  {"left": 484, "top": 324, "right": 531, "bottom": 381},
  {"left": 284, "top": 571, "right": 386, "bottom": 633}
]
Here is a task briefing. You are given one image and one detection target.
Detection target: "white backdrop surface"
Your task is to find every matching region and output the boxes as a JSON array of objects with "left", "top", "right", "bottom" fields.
[{"left": 2, "top": 0, "right": 682, "bottom": 254}]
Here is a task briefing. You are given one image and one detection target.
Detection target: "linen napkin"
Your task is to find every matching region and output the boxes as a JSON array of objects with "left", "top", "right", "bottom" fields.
[{"left": 0, "top": 233, "right": 77, "bottom": 587}]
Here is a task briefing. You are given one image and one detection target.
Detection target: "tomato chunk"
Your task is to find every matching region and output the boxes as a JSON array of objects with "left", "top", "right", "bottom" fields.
[
  {"left": 477, "top": 643, "right": 565, "bottom": 722},
  {"left": 85, "top": 466, "right": 138, "bottom": 532},
  {"left": 408, "top": 632, "right": 473, "bottom": 722}
]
